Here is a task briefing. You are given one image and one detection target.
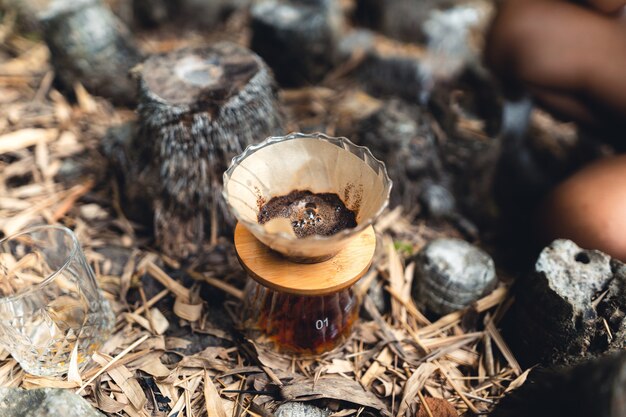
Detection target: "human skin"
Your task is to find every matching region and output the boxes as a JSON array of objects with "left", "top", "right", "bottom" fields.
[
  {"left": 485, "top": 0, "right": 626, "bottom": 260},
  {"left": 485, "top": 0, "right": 626, "bottom": 127},
  {"left": 538, "top": 154, "right": 626, "bottom": 260}
]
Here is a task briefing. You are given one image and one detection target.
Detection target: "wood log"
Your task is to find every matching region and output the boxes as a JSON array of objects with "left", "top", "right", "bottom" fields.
[
  {"left": 250, "top": 0, "right": 343, "bottom": 86},
  {"left": 134, "top": 42, "right": 283, "bottom": 259},
  {"left": 39, "top": 0, "right": 142, "bottom": 105}
]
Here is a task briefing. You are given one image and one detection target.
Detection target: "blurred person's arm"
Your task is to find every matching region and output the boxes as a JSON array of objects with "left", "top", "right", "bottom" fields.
[
  {"left": 524, "top": 0, "right": 626, "bottom": 13},
  {"left": 580, "top": 0, "right": 626, "bottom": 13},
  {"left": 485, "top": 0, "right": 626, "bottom": 127}
]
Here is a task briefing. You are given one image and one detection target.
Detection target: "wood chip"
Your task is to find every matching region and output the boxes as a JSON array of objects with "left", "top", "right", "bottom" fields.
[
  {"left": 146, "top": 262, "right": 191, "bottom": 301},
  {"left": 418, "top": 287, "right": 508, "bottom": 336},
  {"left": 504, "top": 368, "right": 533, "bottom": 394},
  {"left": 95, "top": 379, "right": 128, "bottom": 413},
  {"left": 0, "top": 128, "right": 58, "bottom": 154},
  {"left": 173, "top": 296, "right": 203, "bottom": 322},
  {"left": 188, "top": 270, "right": 243, "bottom": 300}
]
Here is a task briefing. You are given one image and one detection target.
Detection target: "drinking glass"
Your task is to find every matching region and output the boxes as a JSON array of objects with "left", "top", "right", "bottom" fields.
[{"left": 0, "top": 225, "right": 114, "bottom": 376}]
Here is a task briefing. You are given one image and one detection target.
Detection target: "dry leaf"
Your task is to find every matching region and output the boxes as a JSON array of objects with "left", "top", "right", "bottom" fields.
[
  {"left": 93, "top": 354, "right": 147, "bottom": 410},
  {"left": 281, "top": 375, "right": 391, "bottom": 417},
  {"left": 204, "top": 370, "right": 227, "bottom": 417},
  {"left": 361, "top": 348, "right": 392, "bottom": 387},
  {"left": 324, "top": 359, "right": 354, "bottom": 374},
  {"left": 397, "top": 363, "right": 438, "bottom": 417},
  {"left": 505, "top": 368, "right": 533, "bottom": 393},
  {"left": 67, "top": 342, "right": 83, "bottom": 386}
]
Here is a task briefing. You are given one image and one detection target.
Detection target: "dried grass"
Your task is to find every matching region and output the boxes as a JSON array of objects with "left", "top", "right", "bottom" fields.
[{"left": 0, "top": 10, "right": 527, "bottom": 417}]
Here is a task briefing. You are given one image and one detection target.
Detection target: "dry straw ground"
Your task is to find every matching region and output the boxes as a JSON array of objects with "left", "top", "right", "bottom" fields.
[{"left": 0, "top": 8, "right": 529, "bottom": 417}]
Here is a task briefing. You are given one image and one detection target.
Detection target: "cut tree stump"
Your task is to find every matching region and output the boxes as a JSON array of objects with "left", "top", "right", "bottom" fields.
[
  {"left": 39, "top": 0, "right": 142, "bottom": 105},
  {"left": 350, "top": 99, "right": 443, "bottom": 209},
  {"left": 133, "top": 42, "right": 283, "bottom": 259},
  {"left": 250, "top": 0, "right": 343, "bottom": 86},
  {"left": 338, "top": 29, "right": 425, "bottom": 101}
]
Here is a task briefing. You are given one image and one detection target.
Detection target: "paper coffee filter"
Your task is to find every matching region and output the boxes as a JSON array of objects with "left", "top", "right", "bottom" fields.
[{"left": 223, "top": 133, "right": 391, "bottom": 261}]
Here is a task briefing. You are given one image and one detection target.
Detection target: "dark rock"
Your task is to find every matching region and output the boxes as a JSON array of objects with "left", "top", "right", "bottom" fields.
[
  {"left": 427, "top": 75, "right": 502, "bottom": 224},
  {"left": 412, "top": 238, "right": 497, "bottom": 316},
  {"left": 514, "top": 239, "right": 626, "bottom": 366},
  {"left": 337, "top": 29, "right": 375, "bottom": 59},
  {"left": 0, "top": 388, "right": 106, "bottom": 417},
  {"left": 418, "top": 1, "right": 494, "bottom": 90},
  {"left": 360, "top": 279, "right": 389, "bottom": 320},
  {"left": 491, "top": 352, "right": 626, "bottom": 417},
  {"left": 131, "top": 0, "right": 169, "bottom": 27},
  {"left": 494, "top": 109, "right": 608, "bottom": 266}
]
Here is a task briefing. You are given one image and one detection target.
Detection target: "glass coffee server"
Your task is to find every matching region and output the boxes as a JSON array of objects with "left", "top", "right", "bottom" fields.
[
  {"left": 237, "top": 223, "right": 376, "bottom": 354},
  {"left": 223, "top": 133, "right": 391, "bottom": 355}
]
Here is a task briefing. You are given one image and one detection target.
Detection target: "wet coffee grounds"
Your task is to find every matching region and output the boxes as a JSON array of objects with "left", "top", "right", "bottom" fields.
[{"left": 258, "top": 190, "right": 357, "bottom": 238}]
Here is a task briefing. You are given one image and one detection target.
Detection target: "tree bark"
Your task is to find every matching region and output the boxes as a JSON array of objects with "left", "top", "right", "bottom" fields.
[
  {"left": 250, "top": 0, "right": 342, "bottom": 86},
  {"left": 134, "top": 42, "right": 283, "bottom": 259}
]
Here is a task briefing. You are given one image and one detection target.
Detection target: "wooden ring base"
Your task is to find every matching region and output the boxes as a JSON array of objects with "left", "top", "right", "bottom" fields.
[{"left": 234, "top": 223, "right": 376, "bottom": 296}]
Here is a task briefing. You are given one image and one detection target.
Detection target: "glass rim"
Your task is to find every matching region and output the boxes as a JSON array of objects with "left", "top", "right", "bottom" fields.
[
  {"left": 0, "top": 224, "right": 80, "bottom": 303},
  {"left": 222, "top": 132, "right": 393, "bottom": 244}
]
